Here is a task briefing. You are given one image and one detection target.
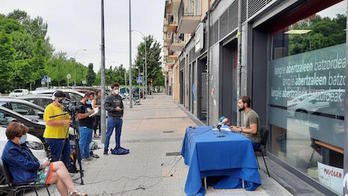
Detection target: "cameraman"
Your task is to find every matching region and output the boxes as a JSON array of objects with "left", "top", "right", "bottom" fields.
[
  {"left": 43, "top": 91, "right": 71, "bottom": 168},
  {"left": 76, "top": 91, "right": 96, "bottom": 161}
]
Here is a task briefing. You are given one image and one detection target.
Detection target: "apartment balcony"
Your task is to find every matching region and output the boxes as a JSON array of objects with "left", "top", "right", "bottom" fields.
[
  {"left": 163, "top": 18, "right": 168, "bottom": 33},
  {"left": 167, "top": 15, "right": 177, "bottom": 33},
  {"left": 163, "top": 33, "right": 167, "bottom": 42},
  {"left": 172, "top": 0, "right": 181, "bottom": 6},
  {"left": 163, "top": 48, "right": 169, "bottom": 56},
  {"left": 171, "top": 41, "right": 185, "bottom": 51},
  {"left": 167, "top": 57, "right": 176, "bottom": 69},
  {"left": 177, "top": 0, "right": 201, "bottom": 34},
  {"left": 168, "top": 54, "right": 178, "bottom": 62}
]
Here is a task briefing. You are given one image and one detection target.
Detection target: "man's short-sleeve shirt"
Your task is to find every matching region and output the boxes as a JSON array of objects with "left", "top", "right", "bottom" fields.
[
  {"left": 43, "top": 103, "right": 69, "bottom": 139},
  {"left": 242, "top": 109, "right": 261, "bottom": 143}
]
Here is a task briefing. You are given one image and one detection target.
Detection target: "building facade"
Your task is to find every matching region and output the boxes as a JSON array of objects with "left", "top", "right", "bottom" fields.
[{"left": 164, "top": 0, "right": 347, "bottom": 194}]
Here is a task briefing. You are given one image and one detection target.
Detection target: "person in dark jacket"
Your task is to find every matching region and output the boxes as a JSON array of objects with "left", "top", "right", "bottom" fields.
[
  {"left": 1, "top": 122, "right": 86, "bottom": 196},
  {"left": 104, "top": 83, "right": 129, "bottom": 155}
]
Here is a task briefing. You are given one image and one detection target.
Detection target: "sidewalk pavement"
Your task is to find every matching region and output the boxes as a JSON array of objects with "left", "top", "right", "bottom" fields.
[{"left": 31, "top": 94, "right": 292, "bottom": 196}]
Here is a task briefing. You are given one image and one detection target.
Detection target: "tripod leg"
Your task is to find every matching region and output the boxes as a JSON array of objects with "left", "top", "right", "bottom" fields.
[{"left": 74, "top": 131, "right": 84, "bottom": 185}]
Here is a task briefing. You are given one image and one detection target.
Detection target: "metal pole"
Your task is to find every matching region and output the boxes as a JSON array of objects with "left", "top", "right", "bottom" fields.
[
  {"left": 74, "top": 63, "right": 77, "bottom": 86},
  {"left": 142, "top": 63, "right": 145, "bottom": 99},
  {"left": 237, "top": 0, "right": 242, "bottom": 126},
  {"left": 206, "top": 0, "right": 211, "bottom": 125},
  {"left": 144, "top": 38, "right": 148, "bottom": 98},
  {"left": 124, "top": 71, "right": 127, "bottom": 86},
  {"left": 138, "top": 68, "right": 141, "bottom": 101},
  {"left": 129, "top": 0, "right": 133, "bottom": 108},
  {"left": 100, "top": 0, "right": 107, "bottom": 143}
]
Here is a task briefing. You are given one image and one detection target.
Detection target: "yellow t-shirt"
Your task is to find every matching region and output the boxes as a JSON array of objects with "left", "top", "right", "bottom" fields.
[{"left": 43, "top": 103, "right": 70, "bottom": 139}]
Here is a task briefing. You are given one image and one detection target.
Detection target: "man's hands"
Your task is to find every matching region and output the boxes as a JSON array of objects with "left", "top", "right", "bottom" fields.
[
  {"left": 63, "top": 119, "right": 71, "bottom": 126},
  {"left": 116, "top": 106, "right": 122, "bottom": 111},
  {"left": 46, "top": 119, "right": 71, "bottom": 127},
  {"left": 230, "top": 126, "right": 242, "bottom": 132}
]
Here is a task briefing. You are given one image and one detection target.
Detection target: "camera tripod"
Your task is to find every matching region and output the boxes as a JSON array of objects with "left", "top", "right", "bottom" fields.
[{"left": 49, "top": 113, "right": 84, "bottom": 185}]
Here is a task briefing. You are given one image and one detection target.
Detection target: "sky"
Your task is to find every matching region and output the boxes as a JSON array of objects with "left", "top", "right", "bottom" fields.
[{"left": 0, "top": 0, "right": 165, "bottom": 72}]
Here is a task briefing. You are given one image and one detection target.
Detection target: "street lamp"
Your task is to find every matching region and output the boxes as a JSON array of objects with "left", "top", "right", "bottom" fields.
[
  {"left": 132, "top": 30, "right": 147, "bottom": 99},
  {"left": 73, "top": 49, "right": 87, "bottom": 86},
  {"left": 129, "top": 0, "right": 133, "bottom": 108}
]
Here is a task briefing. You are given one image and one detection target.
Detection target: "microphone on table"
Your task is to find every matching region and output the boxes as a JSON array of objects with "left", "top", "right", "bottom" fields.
[
  {"left": 216, "top": 122, "right": 225, "bottom": 138},
  {"left": 216, "top": 123, "right": 222, "bottom": 131}
]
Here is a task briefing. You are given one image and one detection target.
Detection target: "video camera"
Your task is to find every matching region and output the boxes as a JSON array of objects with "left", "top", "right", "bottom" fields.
[{"left": 60, "top": 98, "right": 83, "bottom": 116}]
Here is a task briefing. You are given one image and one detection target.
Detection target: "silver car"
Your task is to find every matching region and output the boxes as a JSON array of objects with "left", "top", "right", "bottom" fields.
[{"left": 0, "top": 126, "right": 47, "bottom": 161}]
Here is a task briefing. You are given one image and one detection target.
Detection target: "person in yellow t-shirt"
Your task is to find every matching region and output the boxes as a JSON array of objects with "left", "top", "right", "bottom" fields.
[{"left": 43, "top": 91, "right": 71, "bottom": 168}]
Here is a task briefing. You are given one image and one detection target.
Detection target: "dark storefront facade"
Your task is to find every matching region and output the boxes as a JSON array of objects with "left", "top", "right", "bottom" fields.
[
  {"left": 178, "top": 0, "right": 348, "bottom": 195},
  {"left": 252, "top": 0, "right": 346, "bottom": 194}
]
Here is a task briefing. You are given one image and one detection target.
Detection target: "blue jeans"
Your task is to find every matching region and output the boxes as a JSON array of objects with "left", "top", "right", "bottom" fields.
[
  {"left": 79, "top": 127, "right": 93, "bottom": 159},
  {"left": 104, "top": 117, "right": 123, "bottom": 151},
  {"left": 45, "top": 138, "right": 71, "bottom": 168}
]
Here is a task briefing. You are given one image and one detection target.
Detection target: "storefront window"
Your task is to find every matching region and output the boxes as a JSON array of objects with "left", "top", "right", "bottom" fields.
[{"left": 268, "top": 1, "right": 346, "bottom": 194}]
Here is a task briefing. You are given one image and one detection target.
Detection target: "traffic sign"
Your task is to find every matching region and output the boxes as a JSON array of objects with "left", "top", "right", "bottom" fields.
[
  {"left": 67, "top": 73, "right": 71, "bottom": 80},
  {"left": 136, "top": 76, "right": 143, "bottom": 84},
  {"left": 42, "top": 75, "right": 48, "bottom": 83}
]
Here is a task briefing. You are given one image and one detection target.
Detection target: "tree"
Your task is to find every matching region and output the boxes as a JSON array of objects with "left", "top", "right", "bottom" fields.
[
  {"left": 0, "top": 10, "right": 90, "bottom": 91},
  {"left": 86, "top": 63, "right": 96, "bottom": 86},
  {"left": 0, "top": 31, "right": 14, "bottom": 92},
  {"left": 134, "top": 35, "right": 164, "bottom": 87},
  {"left": 288, "top": 14, "right": 346, "bottom": 55},
  {"left": 7, "top": 10, "right": 28, "bottom": 24}
]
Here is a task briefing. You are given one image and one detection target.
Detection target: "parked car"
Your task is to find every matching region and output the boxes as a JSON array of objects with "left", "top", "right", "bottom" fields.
[
  {"left": 9, "top": 89, "right": 29, "bottom": 97},
  {"left": 287, "top": 89, "right": 345, "bottom": 118},
  {"left": 31, "top": 89, "right": 84, "bottom": 102},
  {"left": 0, "top": 125, "right": 48, "bottom": 185},
  {"left": 71, "top": 87, "right": 99, "bottom": 94},
  {"left": 0, "top": 106, "right": 45, "bottom": 140},
  {"left": 119, "top": 87, "right": 129, "bottom": 99},
  {"left": 0, "top": 97, "right": 45, "bottom": 121},
  {"left": 0, "top": 126, "right": 47, "bottom": 161},
  {"left": 17, "top": 95, "right": 53, "bottom": 108}
]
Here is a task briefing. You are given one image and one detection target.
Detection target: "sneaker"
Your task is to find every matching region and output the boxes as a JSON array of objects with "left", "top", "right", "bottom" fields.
[
  {"left": 103, "top": 150, "right": 108, "bottom": 155},
  {"left": 86, "top": 157, "right": 93, "bottom": 161},
  {"left": 111, "top": 148, "right": 129, "bottom": 155},
  {"left": 119, "top": 147, "right": 130, "bottom": 152}
]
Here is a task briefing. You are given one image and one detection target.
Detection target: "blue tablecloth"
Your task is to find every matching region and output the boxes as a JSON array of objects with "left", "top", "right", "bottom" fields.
[{"left": 181, "top": 126, "right": 261, "bottom": 196}]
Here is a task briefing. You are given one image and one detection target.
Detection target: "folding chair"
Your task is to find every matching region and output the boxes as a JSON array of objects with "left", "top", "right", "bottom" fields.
[
  {"left": 0, "top": 160, "right": 51, "bottom": 196},
  {"left": 254, "top": 127, "right": 270, "bottom": 177}
]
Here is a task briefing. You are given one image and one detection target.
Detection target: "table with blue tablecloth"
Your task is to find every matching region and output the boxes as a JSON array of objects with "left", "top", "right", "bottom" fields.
[{"left": 181, "top": 126, "right": 261, "bottom": 196}]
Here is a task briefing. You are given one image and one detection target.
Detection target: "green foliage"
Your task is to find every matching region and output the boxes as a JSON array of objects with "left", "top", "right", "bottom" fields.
[
  {"left": 289, "top": 14, "right": 346, "bottom": 55},
  {"left": 0, "top": 31, "right": 14, "bottom": 92},
  {"left": 134, "top": 35, "right": 164, "bottom": 87},
  {"left": 87, "top": 63, "right": 96, "bottom": 86},
  {"left": 95, "top": 64, "right": 127, "bottom": 86},
  {"left": 0, "top": 10, "right": 90, "bottom": 92}
]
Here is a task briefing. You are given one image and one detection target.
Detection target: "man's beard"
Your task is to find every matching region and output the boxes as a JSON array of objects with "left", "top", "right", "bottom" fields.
[{"left": 238, "top": 106, "right": 245, "bottom": 112}]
